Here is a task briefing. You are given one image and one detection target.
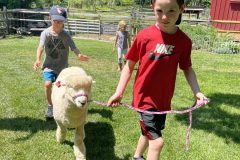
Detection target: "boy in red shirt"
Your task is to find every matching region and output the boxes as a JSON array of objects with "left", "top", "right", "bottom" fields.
[{"left": 107, "top": 0, "right": 207, "bottom": 159}]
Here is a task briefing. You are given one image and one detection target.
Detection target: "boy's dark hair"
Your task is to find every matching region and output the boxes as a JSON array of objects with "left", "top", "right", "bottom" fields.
[
  {"left": 150, "top": 0, "right": 184, "bottom": 6},
  {"left": 150, "top": 0, "right": 184, "bottom": 25}
]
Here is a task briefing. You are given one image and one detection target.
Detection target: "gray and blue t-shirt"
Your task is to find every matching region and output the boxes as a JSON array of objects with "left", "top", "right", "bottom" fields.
[{"left": 39, "top": 27, "right": 77, "bottom": 74}]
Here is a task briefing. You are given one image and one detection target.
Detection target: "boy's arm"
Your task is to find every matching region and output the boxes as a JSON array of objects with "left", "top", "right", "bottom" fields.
[
  {"left": 183, "top": 67, "right": 207, "bottom": 105},
  {"left": 73, "top": 48, "right": 89, "bottom": 61},
  {"left": 107, "top": 60, "right": 136, "bottom": 106},
  {"left": 33, "top": 46, "right": 43, "bottom": 70},
  {"left": 66, "top": 33, "right": 88, "bottom": 61}
]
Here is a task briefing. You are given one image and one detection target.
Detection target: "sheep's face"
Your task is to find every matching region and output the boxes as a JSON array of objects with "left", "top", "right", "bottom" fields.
[
  {"left": 64, "top": 75, "right": 92, "bottom": 108},
  {"left": 72, "top": 89, "right": 89, "bottom": 108}
]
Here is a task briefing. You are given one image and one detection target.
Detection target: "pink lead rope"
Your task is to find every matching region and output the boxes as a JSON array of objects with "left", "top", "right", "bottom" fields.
[{"left": 91, "top": 98, "right": 209, "bottom": 150}]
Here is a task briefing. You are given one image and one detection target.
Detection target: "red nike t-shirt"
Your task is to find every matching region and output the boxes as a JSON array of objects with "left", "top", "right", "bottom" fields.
[{"left": 125, "top": 25, "right": 192, "bottom": 111}]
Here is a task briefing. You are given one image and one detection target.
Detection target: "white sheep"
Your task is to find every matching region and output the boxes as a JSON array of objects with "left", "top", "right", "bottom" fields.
[{"left": 52, "top": 66, "right": 93, "bottom": 160}]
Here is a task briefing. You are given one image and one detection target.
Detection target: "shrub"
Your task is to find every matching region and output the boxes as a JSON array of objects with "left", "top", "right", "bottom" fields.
[{"left": 180, "top": 23, "right": 239, "bottom": 54}]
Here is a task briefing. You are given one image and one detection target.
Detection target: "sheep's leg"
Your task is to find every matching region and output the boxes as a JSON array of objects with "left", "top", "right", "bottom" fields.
[
  {"left": 56, "top": 122, "right": 67, "bottom": 143},
  {"left": 73, "top": 124, "right": 86, "bottom": 160}
]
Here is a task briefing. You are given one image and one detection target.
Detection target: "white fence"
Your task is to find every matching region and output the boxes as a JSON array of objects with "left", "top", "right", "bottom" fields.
[
  {"left": 0, "top": 8, "right": 239, "bottom": 53},
  {"left": 1, "top": 7, "right": 213, "bottom": 37},
  {"left": 2, "top": 8, "right": 133, "bottom": 37}
]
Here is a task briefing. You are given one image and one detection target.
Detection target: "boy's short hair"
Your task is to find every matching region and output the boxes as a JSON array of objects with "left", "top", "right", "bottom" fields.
[
  {"left": 150, "top": 0, "right": 184, "bottom": 5},
  {"left": 176, "top": 14, "right": 182, "bottom": 25},
  {"left": 49, "top": 5, "right": 67, "bottom": 21}
]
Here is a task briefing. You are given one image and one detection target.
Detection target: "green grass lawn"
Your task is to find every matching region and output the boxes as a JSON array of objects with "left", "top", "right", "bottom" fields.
[{"left": 0, "top": 35, "right": 239, "bottom": 160}]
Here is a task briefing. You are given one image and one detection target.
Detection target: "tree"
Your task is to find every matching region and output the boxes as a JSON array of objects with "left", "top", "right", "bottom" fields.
[
  {"left": 185, "top": 0, "right": 211, "bottom": 7},
  {"left": 5, "top": 0, "right": 46, "bottom": 9},
  {"left": 140, "top": 0, "right": 145, "bottom": 7},
  {"left": 0, "top": 0, "right": 8, "bottom": 9},
  {"left": 67, "top": 0, "right": 124, "bottom": 9},
  {"left": 3, "top": 0, "right": 211, "bottom": 9}
]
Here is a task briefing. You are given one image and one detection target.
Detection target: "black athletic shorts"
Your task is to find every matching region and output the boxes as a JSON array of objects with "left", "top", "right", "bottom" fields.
[{"left": 138, "top": 108, "right": 167, "bottom": 140}]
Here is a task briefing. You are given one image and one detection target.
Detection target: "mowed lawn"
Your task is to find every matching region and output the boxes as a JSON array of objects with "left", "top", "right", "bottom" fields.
[{"left": 0, "top": 36, "right": 239, "bottom": 160}]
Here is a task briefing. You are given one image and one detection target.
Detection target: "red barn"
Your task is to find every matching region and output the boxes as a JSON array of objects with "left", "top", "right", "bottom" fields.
[{"left": 210, "top": 0, "right": 240, "bottom": 32}]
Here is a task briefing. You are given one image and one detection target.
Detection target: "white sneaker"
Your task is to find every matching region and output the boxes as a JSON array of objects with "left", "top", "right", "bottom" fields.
[
  {"left": 132, "top": 156, "right": 145, "bottom": 160},
  {"left": 45, "top": 106, "right": 53, "bottom": 119}
]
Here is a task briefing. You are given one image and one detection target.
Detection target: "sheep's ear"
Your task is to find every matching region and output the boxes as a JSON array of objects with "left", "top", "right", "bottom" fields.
[
  {"left": 54, "top": 80, "right": 67, "bottom": 87},
  {"left": 59, "top": 79, "right": 67, "bottom": 87},
  {"left": 88, "top": 76, "right": 95, "bottom": 84}
]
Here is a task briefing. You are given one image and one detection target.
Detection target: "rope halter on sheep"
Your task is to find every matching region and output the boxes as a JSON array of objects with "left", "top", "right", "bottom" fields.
[
  {"left": 72, "top": 93, "right": 89, "bottom": 101},
  {"left": 91, "top": 98, "right": 209, "bottom": 151},
  {"left": 55, "top": 80, "right": 89, "bottom": 102}
]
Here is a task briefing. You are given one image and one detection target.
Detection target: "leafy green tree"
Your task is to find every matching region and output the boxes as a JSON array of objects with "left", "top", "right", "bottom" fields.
[
  {"left": 137, "top": 0, "right": 211, "bottom": 8},
  {"left": 67, "top": 0, "right": 83, "bottom": 8},
  {"left": 82, "top": 0, "right": 121, "bottom": 8},
  {"left": 67, "top": 0, "right": 125, "bottom": 9},
  {"left": 185, "top": 0, "right": 211, "bottom": 7},
  {"left": 3, "top": 0, "right": 211, "bottom": 9},
  {"left": 6, "top": 0, "right": 21, "bottom": 8},
  {"left": 0, "top": 0, "right": 8, "bottom": 9},
  {"left": 4, "top": 0, "right": 45, "bottom": 9}
]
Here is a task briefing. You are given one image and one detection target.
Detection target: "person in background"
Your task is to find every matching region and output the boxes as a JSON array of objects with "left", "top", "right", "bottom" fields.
[
  {"left": 33, "top": 5, "right": 88, "bottom": 119},
  {"left": 113, "top": 20, "right": 131, "bottom": 71},
  {"left": 107, "top": 0, "right": 207, "bottom": 159}
]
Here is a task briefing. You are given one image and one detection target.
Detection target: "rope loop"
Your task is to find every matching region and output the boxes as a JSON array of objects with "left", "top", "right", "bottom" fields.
[{"left": 90, "top": 98, "right": 209, "bottom": 150}]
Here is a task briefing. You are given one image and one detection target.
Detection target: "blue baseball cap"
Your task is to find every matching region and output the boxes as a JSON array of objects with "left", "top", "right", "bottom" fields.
[{"left": 49, "top": 5, "right": 67, "bottom": 21}]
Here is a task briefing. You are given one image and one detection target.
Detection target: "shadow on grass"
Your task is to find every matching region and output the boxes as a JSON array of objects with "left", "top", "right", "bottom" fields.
[
  {"left": 0, "top": 116, "right": 56, "bottom": 141},
  {"left": 175, "top": 93, "right": 240, "bottom": 144},
  {"left": 88, "top": 108, "right": 113, "bottom": 120},
  {"left": 85, "top": 122, "right": 131, "bottom": 160}
]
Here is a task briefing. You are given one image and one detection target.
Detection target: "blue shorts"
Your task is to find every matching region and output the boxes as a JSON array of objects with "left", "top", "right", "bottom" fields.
[
  {"left": 43, "top": 71, "right": 58, "bottom": 82},
  {"left": 138, "top": 108, "right": 166, "bottom": 140}
]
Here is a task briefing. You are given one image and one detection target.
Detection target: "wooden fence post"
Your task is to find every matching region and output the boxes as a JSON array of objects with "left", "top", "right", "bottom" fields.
[
  {"left": 98, "top": 15, "right": 101, "bottom": 40},
  {"left": 3, "top": 6, "right": 8, "bottom": 34}
]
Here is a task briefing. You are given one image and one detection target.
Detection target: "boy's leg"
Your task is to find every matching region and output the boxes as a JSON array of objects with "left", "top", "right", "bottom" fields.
[
  {"left": 122, "top": 49, "right": 127, "bottom": 64},
  {"left": 123, "top": 54, "right": 127, "bottom": 64},
  {"left": 44, "top": 80, "right": 53, "bottom": 118},
  {"left": 147, "top": 137, "right": 164, "bottom": 160},
  {"left": 44, "top": 80, "right": 53, "bottom": 106},
  {"left": 43, "top": 71, "right": 57, "bottom": 118},
  {"left": 136, "top": 111, "right": 166, "bottom": 160},
  {"left": 118, "top": 63, "right": 122, "bottom": 71},
  {"left": 133, "top": 135, "right": 148, "bottom": 159},
  {"left": 117, "top": 47, "right": 122, "bottom": 71}
]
